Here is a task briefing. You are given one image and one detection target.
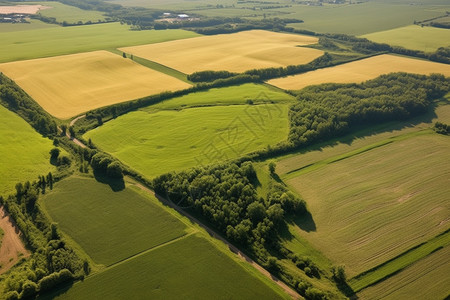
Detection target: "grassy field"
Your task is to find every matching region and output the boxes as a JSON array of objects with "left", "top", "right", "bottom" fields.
[
  {"left": 281, "top": 2, "right": 449, "bottom": 35},
  {"left": 0, "top": 19, "right": 56, "bottom": 32},
  {"left": 285, "top": 132, "right": 450, "bottom": 277},
  {"left": 0, "top": 22, "right": 199, "bottom": 63},
  {"left": 41, "top": 176, "right": 188, "bottom": 266},
  {"left": 119, "top": 30, "right": 323, "bottom": 73},
  {"left": 0, "top": 50, "right": 191, "bottom": 119},
  {"left": 40, "top": 234, "right": 289, "bottom": 300},
  {"left": 29, "top": 1, "right": 107, "bottom": 23},
  {"left": 85, "top": 104, "right": 289, "bottom": 178},
  {"left": 357, "top": 245, "right": 450, "bottom": 300},
  {"left": 362, "top": 25, "right": 450, "bottom": 52},
  {"left": 150, "top": 83, "right": 295, "bottom": 110},
  {"left": 350, "top": 230, "right": 450, "bottom": 292},
  {"left": 267, "top": 54, "right": 450, "bottom": 90},
  {"left": 0, "top": 104, "right": 56, "bottom": 197}
]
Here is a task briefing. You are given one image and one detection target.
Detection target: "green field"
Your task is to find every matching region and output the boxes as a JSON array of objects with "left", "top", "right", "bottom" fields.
[
  {"left": 357, "top": 245, "right": 450, "bottom": 300},
  {"left": 29, "top": 1, "right": 107, "bottom": 23},
  {"left": 0, "top": 19, "right": 56, "bottom": 32},
  {"left": 41, "top": 234, "right": 289, "bottom": 300},
  {"left": 350, "top": 230, "right": 450, "bottom": 292},
  {"left": 0, "top": 104, "right": 56, "bottom": 197},
  {"left": 41, "top": 176, "right": 188, "bottom": 266},
  {"left": 150, "top": 83, "right": 295, "bottom": 110},
  {"left": 362, "top": 25, "right": 450, "bottom": 52},
  {"left": 85, "top": 104, "right": 289, "bottom": 178},
  {"left": 0, "top": 22, "right": 199, "bottom": 63},
  {"left": 284, "top": 132, "right": 450, "bottom": 277}
]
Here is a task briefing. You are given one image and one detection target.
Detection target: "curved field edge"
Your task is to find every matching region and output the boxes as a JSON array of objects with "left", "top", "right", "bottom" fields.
[
  {"left": 84, "top": 104, "right": 290, "bottom": 178},
  {"left": 37, "top": 234, "right": 290, "bottom": 300},
  {"left": 0, "top": 104, "right": 56, "bottom": 196},
  {"left": 40, "top": 176, "right": 188, "bottom": 266}
]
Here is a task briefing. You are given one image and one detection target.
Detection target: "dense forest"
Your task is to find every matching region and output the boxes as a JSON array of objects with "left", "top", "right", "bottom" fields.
[{"left": 288, "top": 73, "right": 450, "bottom": 147}]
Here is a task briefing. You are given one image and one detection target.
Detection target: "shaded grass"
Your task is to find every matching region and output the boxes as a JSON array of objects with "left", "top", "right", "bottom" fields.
[
  {"left": 85, "top": 104, "right": 289, "bottom": 178},
  {"left": 0, "top": 104, "right": 55, "bottom": 197},
  {"left": 40, "top": 176, "right": 188, "bottom": 266},
  {"left": 286, "top": 133, "right": 450, "bottom": 277},
  {"left": 40, "top": 234, "right": 290, "bottom": 300},
  {"left": 350, "top": 230, "right": 450, "bottom": 292},
  {"left": 357, "top": 245, "right": 450, "bottom": 300},
  {"left": 0, "top": 22, "right": 200, "bottom": 63}
]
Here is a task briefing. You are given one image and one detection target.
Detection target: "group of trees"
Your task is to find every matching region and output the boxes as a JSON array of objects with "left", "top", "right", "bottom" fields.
[
  {"left": 0, "top": 180, "right": 86, "bottom": 300},
  {"left": 288, "top": 73, "right": 450, "bottom": 147},
  {"left": 153, "top": 162, "right": 334, "bottom": 299}
]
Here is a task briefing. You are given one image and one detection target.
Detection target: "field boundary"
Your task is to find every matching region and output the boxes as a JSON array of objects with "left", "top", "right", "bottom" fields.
[
  {"left": 350, "top": 229, "right": 450, "bottom": 292},
  {"left": 283, "top": 129, "right": 432, "bottom": 179}
]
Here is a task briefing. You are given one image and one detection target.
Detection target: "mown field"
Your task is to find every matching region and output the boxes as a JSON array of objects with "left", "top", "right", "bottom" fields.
[
  {"left": 41, "top": 176, "right": 188, "bottom": 266},
  {"left": 284, "top": 132, "right": 450, "bottom": 277},
  {"left": 0, "top": 22, "right": 199, "bottom": 63},
  {"left": 85, "top": 104, "right": 289, "bottom": 178},
  {"left": 40, "top": 234, "right": 289, "bottom": 300},
  {"left": 362, "top": 25, "right": 450, "bottom": 52},
  {"left": 0, "top": 50, "right": 191, "bottom": 119},
  {"left": 267, "top": 54, "right": 450, "bottom": 90},
  {"left": 25, "top": 1, "right": 107, "bottom": 23},
  {"left": 0, "top": 104, "right": 55, "bottom": 197},
  {"left": 119, "top": 30, "right": 323, "bottom": 73},
  {"left": 357, "top": 245, "right": 450, "bottom": 300},
  {"left": 150, "top": 83, "right": 295, "bottom": 110}
]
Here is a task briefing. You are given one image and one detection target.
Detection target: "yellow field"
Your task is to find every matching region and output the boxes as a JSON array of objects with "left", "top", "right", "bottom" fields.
[
  {"left": 267, "top": 54, "right": 450, "bottom": 90},
  {"left": 119, "top": 30, "right": 323, "bottom": 74},
  {"left": 0, "top": 51, "right": 191, "bottom": 119}
]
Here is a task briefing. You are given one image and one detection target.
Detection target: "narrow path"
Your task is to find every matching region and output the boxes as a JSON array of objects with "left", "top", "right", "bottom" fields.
[
  {"left": 133, "top": 182, "right": 302, "bottom": 300},
  {"left": 0, "top": 206, "right": 30, "bottom": 274},
  {"left": 70, "top": 114, "right": 85, "bottom": 127}
]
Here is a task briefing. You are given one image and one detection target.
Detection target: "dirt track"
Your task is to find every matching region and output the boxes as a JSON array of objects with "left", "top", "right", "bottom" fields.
[
  {"left": 132, "top": 180, "right": 302, "bottom": 300},
  {"left": 0, "top": 206, "right": 29, "bottom": 274}
]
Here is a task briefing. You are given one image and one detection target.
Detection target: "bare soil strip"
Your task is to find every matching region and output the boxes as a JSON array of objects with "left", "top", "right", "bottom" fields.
[{"left": 0, "top": 206, "right": 29, "bottom": 274}]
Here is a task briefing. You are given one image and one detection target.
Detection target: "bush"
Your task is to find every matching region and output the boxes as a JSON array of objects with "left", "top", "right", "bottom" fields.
[
  {"left": 106, "top": 161, "right": 123, "bottom": 178},
  {"left": 20, "top": 280, "right": 38, "bottom": 299},
  {"left": 39, "top": 269, "right": 74, "bottom": 293}
]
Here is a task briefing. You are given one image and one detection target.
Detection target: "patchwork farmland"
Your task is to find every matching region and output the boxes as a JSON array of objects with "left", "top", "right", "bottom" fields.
[
  {"left": 119, "top": 30, "right": 323, "bottom": 73},
  {"left": 0, "top": 51, "right": 191, "bottom": 119},
  {"left": 267, "top": 54, "right": 450, "bottom": 90}
]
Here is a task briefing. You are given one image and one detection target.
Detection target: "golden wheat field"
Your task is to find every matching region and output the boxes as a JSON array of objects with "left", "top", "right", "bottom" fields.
[
  {"left": 0, "top": 50, "right": 191, "bottom": 119},
  {"left": 119, "top": 30, "right": 323, "bottom": 74},
  {"left": 267, "top": 54, "right": 450, "bottom": 90}
]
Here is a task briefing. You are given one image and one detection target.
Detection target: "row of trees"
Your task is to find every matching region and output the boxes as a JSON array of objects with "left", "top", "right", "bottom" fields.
[
  {"left": 0, "top": 73, "right": 57, "bottom": 137},
  {"left": 0, "top": 179, "right": 87, "bottom": 300}
]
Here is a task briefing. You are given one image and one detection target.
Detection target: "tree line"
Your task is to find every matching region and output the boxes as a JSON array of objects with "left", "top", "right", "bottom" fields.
[
  {"left": 0, "top": 73, "right": 57, "bottom": 137},
  {"left": 0, "top": 179, "right": 87, "bottom": 300},
  {"left": 153, "top": 162, "right": 334, "bottom": 299}
]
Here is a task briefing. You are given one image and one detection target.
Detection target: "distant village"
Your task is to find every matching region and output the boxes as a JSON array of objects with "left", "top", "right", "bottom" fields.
[{"left": 0, "top": 13, "right": 28, "bottom": 23}]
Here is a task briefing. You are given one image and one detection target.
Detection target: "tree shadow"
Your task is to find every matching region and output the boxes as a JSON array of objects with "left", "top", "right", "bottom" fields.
[
  {"left": 37, "top": 281, "right": 74, "bottom": 300},
  {"left": 290, "top": 210, "right": 316, "bottom": 233},
  {"left": 93, "top": 170, "right": 125, "bottom": 192},
  {"left": 50, "top": 156, "right": 58, "bottom": 166}
]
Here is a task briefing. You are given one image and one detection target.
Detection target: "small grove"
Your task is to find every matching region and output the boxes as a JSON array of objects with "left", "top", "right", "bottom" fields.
[{"left": 153, "top": 162, "right": 334, "bottom": 299}]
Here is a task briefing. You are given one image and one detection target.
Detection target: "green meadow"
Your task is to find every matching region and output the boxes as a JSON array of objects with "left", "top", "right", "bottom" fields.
[
  {"left": 31, "top": 1, "right": 107, "bottom": 23},
  {"left": 41, "top": 176, "right": 188, "bottom": 266},
  {"left": 362, "top": 25, "right": 450, "bottom": 52},
  {"left": 0, "top": 22, "right": 199, "bottom": 63},
  {"left": 0, "top": 105, "right": 55, "bottom": 197},
  {"left": 41, "top": 234, "right": 289, "bottom": 300},
  {"left": 285, "top": 132, "right": 450, "bottom": 277},
  {"left": 149, "top": 83, "right": 295, "bottom": 110},
  {"left": 85, "top": 104, "right": 289, "bottom": 178},
  {"left": 357, "top": 245, "right": 450, "bottom": 300}
]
